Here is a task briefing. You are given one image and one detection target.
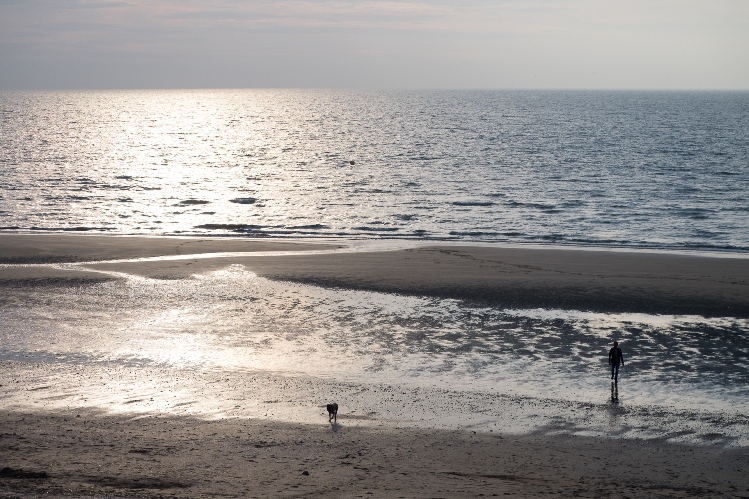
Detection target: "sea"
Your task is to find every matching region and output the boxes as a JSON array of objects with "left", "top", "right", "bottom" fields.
[
  {"left": 1, "top": 90, "right": 748, "bottom": 446},
  {"left": 1, "top": 89, "right": 748, "bottom": 251}
]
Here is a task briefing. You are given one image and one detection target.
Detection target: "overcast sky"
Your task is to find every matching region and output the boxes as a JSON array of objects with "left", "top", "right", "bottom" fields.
[{"left": 1, "top": 0, "right": 747, "bottom": 90}]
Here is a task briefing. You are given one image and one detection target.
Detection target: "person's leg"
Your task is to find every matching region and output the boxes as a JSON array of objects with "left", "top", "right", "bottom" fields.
[
  {"left": 611, "top": 363, "right": 615, "bottom": 379},
  {"left": 614, "top": 363, "right": 620, "bottom": 383}
]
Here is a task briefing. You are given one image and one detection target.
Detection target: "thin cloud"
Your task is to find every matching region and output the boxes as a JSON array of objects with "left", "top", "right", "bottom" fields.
[{"left": 1, "top": 0, "right": 747, "bottom": 89}]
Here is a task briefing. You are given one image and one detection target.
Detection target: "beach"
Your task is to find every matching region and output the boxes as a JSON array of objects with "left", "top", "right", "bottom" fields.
[
  {"left": 2, "top": 409, "right": 747, "bottom": 498},
  {"left": 2, "top": 234, "right": 749, "bottom": 497}
]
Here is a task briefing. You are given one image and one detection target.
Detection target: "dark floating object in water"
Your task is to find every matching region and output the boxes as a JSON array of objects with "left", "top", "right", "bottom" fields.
[
  {"left": 229, "top": 198, "right": 257, "bottom": 204},
  {"left": 349, "top": 160, "right": 355, "bottom": 165}
]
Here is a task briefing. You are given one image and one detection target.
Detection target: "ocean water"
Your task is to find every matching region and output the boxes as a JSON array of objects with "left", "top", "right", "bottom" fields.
[
  {"left": 2, "top": 90, "right": 749, "bottom": 446},
  {"left": 1, "top": 89, "right": 748, "bottom": 252}
]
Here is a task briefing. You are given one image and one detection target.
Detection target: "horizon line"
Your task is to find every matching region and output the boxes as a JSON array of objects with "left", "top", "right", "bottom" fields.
[{"left": 2, "top": 86, "right": 749, "bottom": 93}]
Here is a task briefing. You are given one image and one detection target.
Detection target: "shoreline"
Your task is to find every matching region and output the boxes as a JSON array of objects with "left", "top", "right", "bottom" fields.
[
  {"left": 3, "top": 230, "right": 749, "bottom": 260},
  {"left": 0, "top": 233, "right": 343, "bottom": 264}
]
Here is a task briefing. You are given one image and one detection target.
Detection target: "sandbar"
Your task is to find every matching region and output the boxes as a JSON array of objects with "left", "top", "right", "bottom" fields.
[
  {"left": 49, "top": 236, "right": 749, "bottom": 317},
  {"left": 3, "top": 234, "right": 746, "bottom": 316}
]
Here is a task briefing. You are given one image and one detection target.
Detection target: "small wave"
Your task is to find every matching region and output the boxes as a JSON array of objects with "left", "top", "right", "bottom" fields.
[
  {"left": 452, "top": 201, "right": 495, "bottom": 207},
  {"left": 358, "top": 189, "right": 393, "bottom": 194},
  {"left": 29, "top": 226, "right": 114, "bottom": 232},
  {"left": 230, "top": 198, "right": 257, "bottom": 204},
  {"left": 449, "top": 231, "right": 501, "bottom": 237},
  {"left": 115, "top": 175, "right": 134, "bottom": 180},
  {"left": 560, "top": 200, "right": 586, "bottom": 208},
  {"left": 679, "top": 208, "right": 713, "bottom": 220},
  {"left": 408, "top": 155, "right": 444, "bottom": 161},
  {"left": 195, "top": 224, "right": 265, "bottom": 232},
  {"left": 177, "top": 199, "right": 210, "bottom": 205},
  {"left": 353, "top": 226, "right": 400, "bottom": 232},
  {"left": 506, "top": 200, "right": 558, "bottom": 211},
  {"left": 286, "top": 224, "right": 329, "bottom": 230},
  {"left": 395, "top": 214, "right": 417, "bottom": 221}
]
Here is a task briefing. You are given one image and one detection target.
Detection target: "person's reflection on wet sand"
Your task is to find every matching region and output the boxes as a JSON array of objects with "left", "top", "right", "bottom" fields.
[{"left": 611, "top": 381, "right": 619, "bottom": 402}]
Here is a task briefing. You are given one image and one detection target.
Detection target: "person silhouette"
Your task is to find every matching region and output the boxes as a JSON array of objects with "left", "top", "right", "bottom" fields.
[{"left": 609, "top": 341, "right": 624, "bottom": 384}]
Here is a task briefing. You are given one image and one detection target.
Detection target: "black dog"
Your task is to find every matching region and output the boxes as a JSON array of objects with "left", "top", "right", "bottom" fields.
[{"left": 326, "top": 403, "right": 338, "bottom": 423}]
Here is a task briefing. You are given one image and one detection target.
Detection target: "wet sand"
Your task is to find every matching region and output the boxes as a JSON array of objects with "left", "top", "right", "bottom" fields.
[
  {"left": 2, "top": 409, "right": 747, "bottom": 498},
  {"left": 226, "top": 245, "right": 749, "bottom": 318},
  {"left": 2, "top": 233, "right": 749, "bottom": 497}
]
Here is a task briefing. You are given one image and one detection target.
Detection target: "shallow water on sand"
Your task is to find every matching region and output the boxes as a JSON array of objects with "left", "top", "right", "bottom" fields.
[{"left": 1, "top": 263, "right": 748, "bottom": 446}]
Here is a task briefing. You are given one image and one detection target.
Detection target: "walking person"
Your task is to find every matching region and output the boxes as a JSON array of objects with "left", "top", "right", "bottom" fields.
[{"left": 609, "top": 341, "right": 624, "bottom": 384}]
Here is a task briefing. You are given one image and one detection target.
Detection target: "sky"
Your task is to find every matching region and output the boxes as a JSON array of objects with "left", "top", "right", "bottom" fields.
[{"left": 1, "top": 0, "right": 748, "bottom": 90}]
